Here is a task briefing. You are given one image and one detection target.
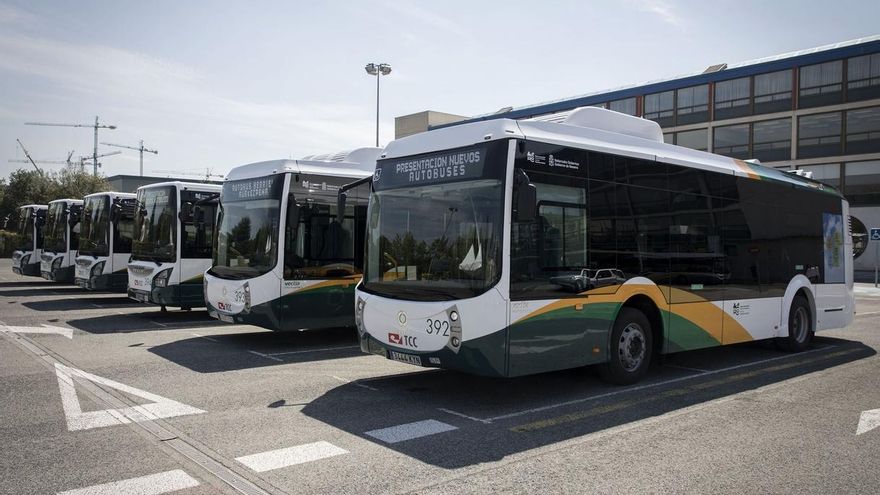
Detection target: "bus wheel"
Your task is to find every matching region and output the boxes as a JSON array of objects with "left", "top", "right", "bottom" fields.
[
  {"left": 598, "top": 307, "right": 653, "bottom": 385},
  {"left": 777, "top": 296, "right": 812, "bottom": 352}
]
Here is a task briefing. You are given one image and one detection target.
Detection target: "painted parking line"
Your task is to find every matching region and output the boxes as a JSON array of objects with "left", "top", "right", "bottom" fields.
[
  {"left": 365, "top": 419, "right": 458, "bottom": 444},
  {"left": 235, "top": 442, "right": 349, "bottom": 472},
  {"left": 191, "top": 332, "right": 219, "bottom": 342},
  {"left": 267, "top": 345, "right": 360, "bottom": 356},
  {"left": 248, "top": 350, "right": 283, "bottom": 362},
  {"left": 56, "top": 469, "right": 199, "bottom": 495}
]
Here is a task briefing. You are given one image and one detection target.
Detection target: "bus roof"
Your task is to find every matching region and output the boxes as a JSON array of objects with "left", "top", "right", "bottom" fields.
[
  {"left": 381, "top": 107, "right": 841, "bottom": 197},
  {"left": 83, "top": 191, "right": 136, "bottom": 200},
  {"left": 225, "top": 147, "right": 382, "bottom": 182},
  {"left": 48, "top": 199, "right": 84, "bottom": 206},
  {"left": 136, "top": 181, "right": 222, "bottom": 193},
  {"left": 19, "top": 204, "right": 47, "bottom": 210}
]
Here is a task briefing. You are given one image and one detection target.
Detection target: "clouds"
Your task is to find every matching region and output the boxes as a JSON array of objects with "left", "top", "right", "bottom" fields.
[{"left": 626, "top": 0, "right": 684, "bottom": 27}]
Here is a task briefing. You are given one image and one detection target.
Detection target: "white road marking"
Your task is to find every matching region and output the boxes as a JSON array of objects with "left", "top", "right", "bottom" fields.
[
  {"left": 54, "top": 363, "right": 205, "bottom": 431},
  {"left": 150, "top": 321, "right": 169, "bottom": 327},
  {"left": 857, "top": 408, "right": 880, "bottom": 435},
  {"left": 191, "top": 332, "right": 219, "bottom": 343},
  {"left": 268, "top": 345, "right": 360, "bottom": 356},
  {"left": 235, "top": 442, "right": 348, "bottom": 472},
  {"left": 248, "top": 350, "right": 283, "bottom": 362},
  {"left": 365, "top": 419, "right": 458, "bottom": 444},
  {"left": 88, "top": 303, "right": 104, "bottom": 309},
  {"left": 663, "top": 364, "right": 710, "bottom": 373},
  {"left": 56, "top": 469, "right": 199, "bottom": 495},
  {"left": 1, "top": 323, "right": 73, "bottom": 339},
  {"left": 856, "top": 310, "right": 880, "bottom": 316},
  {"left": 330, "top": 375, "right": 379, "bottom": 391},
  {"left": 438, "top": 408, "right": 493, "bottom": 424}
]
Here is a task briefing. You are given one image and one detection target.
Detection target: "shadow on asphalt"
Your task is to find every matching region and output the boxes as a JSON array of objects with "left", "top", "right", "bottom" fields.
[
  {"left": 24, "top": 296, "right": 143, "bottom": 311},
  {"left": 66, "top": 309, "right": 216, "bottom": 333},
  {"left": 0, "top": 287, "right": 88, "bottom": 297},
  {"left": 301, "top": 337, "right": 875, "bottom": 469},
  {"left": 148, "top": 326, "right": 361, "bottom": 373},
  {"left": 0, "top": 280, "right": 64, "bottom": 288}
]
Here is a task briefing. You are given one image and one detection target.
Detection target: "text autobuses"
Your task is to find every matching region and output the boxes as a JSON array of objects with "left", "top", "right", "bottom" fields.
[{"left": 376, "top": 147, "right": 486, "bottom": 188}]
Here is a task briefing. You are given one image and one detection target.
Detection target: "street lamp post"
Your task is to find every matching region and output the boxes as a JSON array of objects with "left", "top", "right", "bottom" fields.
[{"left": 365, "top": 63, "right": 391, "bottom": 147}]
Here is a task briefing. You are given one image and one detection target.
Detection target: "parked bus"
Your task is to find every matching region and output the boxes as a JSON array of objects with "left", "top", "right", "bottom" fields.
[
  {"left": 351, "top": 107, "right": 855, "bottom": 384},
  {"left": 204, "top": 148, "right": 379, "bottom": 331},
  {"left": 74, "top": 192, "right": 136, "bottom": 291},
  {"left": 40, "top": 199, "right": 83, "bottom": 282},
  {"left": 127, "top": 181, "right": 221, "bottom": 309},
  {"left": 11, "top": 204, "right": 47, "bottom": 276}
]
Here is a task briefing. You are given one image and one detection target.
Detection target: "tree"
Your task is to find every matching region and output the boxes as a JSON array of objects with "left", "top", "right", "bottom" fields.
[{"left": 0, "top": 168, "right": 109, "bottom": 232}]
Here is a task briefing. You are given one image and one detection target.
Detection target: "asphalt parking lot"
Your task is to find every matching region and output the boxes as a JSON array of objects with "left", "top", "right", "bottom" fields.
[{"left": 1, "top": 259, "right": 879, "bottom": 494}]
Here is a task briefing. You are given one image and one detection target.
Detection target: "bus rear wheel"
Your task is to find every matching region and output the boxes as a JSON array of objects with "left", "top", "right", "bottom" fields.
[
  {"left": 598, "top": 307, "right": 653, "bottom": 385},
  {"left": 777, "top": 296, "right": 813, "bottom": 352}
]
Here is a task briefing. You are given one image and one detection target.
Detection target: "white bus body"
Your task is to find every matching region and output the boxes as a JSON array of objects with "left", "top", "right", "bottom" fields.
[
  {"left": 204, "top": 148, "right": 378, "bottom": 331},
  {"left": 11, "top": 204, "right": 47, "bottom": 277},
  {"left": 127, "top": 181, "right": 221, "bottom": 309},
  {"left": 40, "top": 199, "right": 83, "bottom": 283},
  {"left": 354, "top": 107, "right": 855, "bottom": 382},
  {"left": 74, "top": 192, "right": 136, "bottom": 291}
]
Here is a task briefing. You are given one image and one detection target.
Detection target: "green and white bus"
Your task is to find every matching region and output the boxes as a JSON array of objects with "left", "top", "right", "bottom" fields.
[
  {"left": 127, "top": 181, "right": 221, "bottom": 309},
  {"left": 353, "top": 107, "right": 855, "bottom": 384},
  {"left": 40, "top": 199, "right": 83, "bottom": 282},
  {"left": 75, "top": 192, "right": 136, "bottom": 291},
  {"left": 204, "top": 149, "right": 378, "bottom": 331},
  {"left": 11, "top": 204, "right": 47, "bottom": 277}
]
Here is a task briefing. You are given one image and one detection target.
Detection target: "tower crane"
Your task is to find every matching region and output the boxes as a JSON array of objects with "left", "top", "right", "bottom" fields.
[
  {"left": 151, "top": 168, "right": 225, "bottom": 182},
  {"left": 77, "top": 151, "right": 122, "bottom": 173},
  {"left": 8, "top": 150, "right": 76, "bottom": 169},
  {"left": 100, "top": 140, "right": 157, "bottom": 177},
  {"left": 11, "top": 139, "right": 44, "bottom": 176},
  {"left": 25, "top": 116, "right": 117, "bottom": 175}
]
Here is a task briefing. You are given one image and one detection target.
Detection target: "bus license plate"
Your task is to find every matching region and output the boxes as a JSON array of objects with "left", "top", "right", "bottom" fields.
[
  {"left": 218, "top": 313, "right": 234, "bottom": 323},
  {"left": 388, "top": 351, "right": 422, "bottom": 366}
]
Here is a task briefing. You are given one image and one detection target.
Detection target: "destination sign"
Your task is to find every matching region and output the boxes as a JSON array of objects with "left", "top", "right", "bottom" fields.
[
  {"left": 374, "top": 145, "right": 487, "bottom": 189},
  {"left": 223, "top": 175, "right": 283, "bottom": 202}
]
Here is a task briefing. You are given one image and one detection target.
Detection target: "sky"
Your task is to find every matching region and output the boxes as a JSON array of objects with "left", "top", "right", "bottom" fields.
[{"left": 1, "top": 0, "right": 879, "bottom": 180}]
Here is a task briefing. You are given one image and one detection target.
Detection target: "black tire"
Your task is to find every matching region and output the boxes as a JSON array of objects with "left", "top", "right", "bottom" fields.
[
  {"left": 777, "top": 296, "right": 813, "bottom": 352},
  {"left": 598, "top": 307, "right": 653, "bottom": 385}
]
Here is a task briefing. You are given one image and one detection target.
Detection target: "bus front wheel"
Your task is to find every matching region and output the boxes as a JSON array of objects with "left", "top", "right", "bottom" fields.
[
  {"left": 777, "top": 296, "right": 813, "bottom": 352},
  {"left": 598, "top": 307, "right": 653, "bottom": 385}
]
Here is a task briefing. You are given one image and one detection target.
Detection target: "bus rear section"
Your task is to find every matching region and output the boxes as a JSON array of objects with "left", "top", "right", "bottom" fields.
[
  {"left": 75, "top": 192, "right": 136, "bottom": 291},
  {"left": 355, "top": 108, "right": 855, "bottom": 383},
  {"left": 40, "top": 199, "right": 83, "bottom": 283},
  {"left": 205, "top": 148, "right": 378, "bottom": 331},
  {"left": 127, "top": 182, "right": 221, "bottom": 309},
  {"left": 11, "top": 204, "right": 47, "bottom": 277}
]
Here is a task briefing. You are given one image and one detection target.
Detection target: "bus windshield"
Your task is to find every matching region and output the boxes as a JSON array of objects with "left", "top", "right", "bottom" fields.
[
  {"left": 79, "top": 196, "right": 110, "bottom": 256},
  {"left": 44, "top": 202, "right": 68, "bottom": 253},
  {"left": 16, "top": 208, "right": 33, "bottom": 250},
  {"left": 211, "top": 175, "right": 284, "bottom": 279},
  {"left": 363, "top": 179, "right": 504, "bottom": 301},
  {"left": 132, "top": 186, "right": 177, "bottom": 262}
]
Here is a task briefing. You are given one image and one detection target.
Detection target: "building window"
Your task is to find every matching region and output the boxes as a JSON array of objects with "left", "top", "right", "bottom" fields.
[
  {"left": 847, "top": 53, "right": 880, "bottom": 102},
  {"left": 675, "top": 128, "right": 709, "bottom": 151},
  {"left": 798, "top": 112, "right": 842, "bottom": 158},
  {"left": 751, "top": 118, "right": 791, "bottom": 162},
  {"left": 609, "top": 98, "right": 637, "bottom": 116},
  {"left": 714, "top": 77, "right": 751, "bottom": 120},
  {"left": 844, "top": 160, "right": 880, "bottom": 206},
  {"left": 799, "top": 60, "right": 843, "bottom": 108},
  {"left": 675, "top": 85, "right": 709, "bottom": 125},
  {"left": 753, "top": 70, "right": 792, "bottom": 115},
  {"left": 797, "top": 163, "right": 841, "bottom": 189},
  {"left": 845, "top": 106, "right": 880, "bottom": 155},
  {"left": 663, "top": 132, "right": 674, "bottom": 144},
  {"left": 644, "top": 91, "right": 674, "bottom": 127},
  {"left": 714, "top": 124, "right": 750, "bottom": 159}
]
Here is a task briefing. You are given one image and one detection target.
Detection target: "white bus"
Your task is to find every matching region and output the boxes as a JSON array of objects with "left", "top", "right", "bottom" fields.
[
  {"left": 352, "top": 107, "right": 855, "bottom": 384},
  {"left": 128, "top": 181, "right": 221, "bottom": 309},
  {"left": 74, "top": 191, "right": 136, "bottom": 291},
  {"left": 40, "top": 199, "right": 83, "bottom": 282},
  {"left": 11, "top": 204, "right": 47, "bottom": 277},
  {"left": 205, "top": 148, "right": 379, "bottom": 331}
]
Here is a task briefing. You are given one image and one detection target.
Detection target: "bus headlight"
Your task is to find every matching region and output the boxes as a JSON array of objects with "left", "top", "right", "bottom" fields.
[
  {"left": 21, "top": 254, "right": 30, "bottom": 266},
  {"left": 153, "top": 268, "right": 173, "bottom": 288},
  {"left": 90, "top": 261, "right": 105, "bottom": 277},
  {"left": 243, "top": 281, "right": 251, "bottom": 312},
  {"left": 446, "top": 305, "right": 463, "bottom": 353},
  {"left": 52, "top": 257, "right": 63, "bottom": 270},
  {"left": 355, "top": 297, "right": 366, "bottom": 335}
]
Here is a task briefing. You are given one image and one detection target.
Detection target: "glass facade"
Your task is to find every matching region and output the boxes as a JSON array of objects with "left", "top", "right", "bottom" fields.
[
  {"left": 848, "top": 53, "right": 880, "bottom": 101},
  {"left": 753, "top": 70, "right": 792, "bottom": 114},
  {"left": 644, "top": 90, "right": 674, "bottom": 127},
  {"left": 845, "top": 106, "right": 880, "bottom": 154},
  {"left": 799, "top": 61, "right": 844, "bottom": 108},
  {"left": 751, "top": 118, "right": 792, "bottom": 162},
  {"left": 713, "top": 124, "right": 750, "bottom": 159},
  {"left": 715, "top": 77, "right": 751, "bottom": 120},
  {"left": 676, "top": 85, "right": 709, "bottom": 125},
  {"left": 609, "top": 98, "right": 637, "bottom": 116},
  {"left": 674, "top": 129, "right": 709, "bottom": 151},
  {"left": 798, "top": 112, "right": 842, "bottom": 158}
]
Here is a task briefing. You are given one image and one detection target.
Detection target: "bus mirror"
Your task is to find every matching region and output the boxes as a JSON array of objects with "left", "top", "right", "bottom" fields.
[
  {"left": 109, "top": 203, "right": 121, "bottom": 223},
  {"left": 193, "top": 205, "right": 205, "bottom": 224},
  {"left": 179, "top": 202, "right": 192, "bottom": 222},
  {"left": 517, "top": 183, "right": 537, "bottom": 222},
  {"left": 287, "top": 201, "right": 300, "bottom": 228},
  {"left": 337, "top": 192, "right": 347, "bottom": 223}
]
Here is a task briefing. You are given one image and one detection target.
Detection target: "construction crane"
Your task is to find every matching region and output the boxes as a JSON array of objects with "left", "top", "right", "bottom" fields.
[
  {"left": 100, "top": 140, "right": 157, "bottom": 177},
  {"left": 77, "top": 150, "right": 122, "bottom": 173},
  {"left": 151, "top": 168, "right": 225, "bottom": 182},
  {"left": 25, "top": 116, "right": 117, "bottom": 176},
  {"left": 11, "top": 139, "right": 44, "bottom": 176},
  {"left": 8, "top": 150, "right": 76, "bottom": 169}
]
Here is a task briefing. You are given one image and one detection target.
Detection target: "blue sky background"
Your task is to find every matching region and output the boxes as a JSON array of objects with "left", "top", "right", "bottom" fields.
[{"left": 1, "top": 0, "right": 879, "bottom": 178}]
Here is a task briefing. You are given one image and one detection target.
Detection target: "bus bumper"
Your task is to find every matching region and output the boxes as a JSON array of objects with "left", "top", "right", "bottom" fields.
[
  {"left": 15, "top": 262, "right": 41, "bottom": 277},
  {"left": 76, "top": 272, "right": 128, "bottom": 292},
  {"left": 42, "top": 265, "right": 75, "bottom": 283},
  {"left": 129, "top": 284, "right": 206, "bottom": 308}
]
